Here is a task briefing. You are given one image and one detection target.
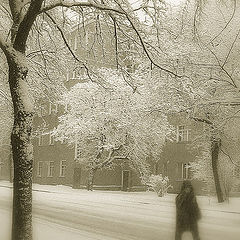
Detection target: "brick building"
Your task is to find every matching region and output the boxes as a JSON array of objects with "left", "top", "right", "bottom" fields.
[
  {"left": 32, "top": 98, "right": 206, "bottom": 193},
  {"left": 32, "top": 19, "right": 146, "bottom": 192},
  {"left": 0, "top": 21, "right": 216, "bottom": 194},
  {"left": 32, "top": 101, "right": 145, "bottom": 191}
]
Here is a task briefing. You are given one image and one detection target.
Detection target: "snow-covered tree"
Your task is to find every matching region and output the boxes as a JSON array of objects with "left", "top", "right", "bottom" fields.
[
  {"left": 186, "top": 0, "right": 240, "bottom": 202},
  {"left": 0, "top": 1, "right": 183, "bottom": 238},
  {"left": 142, "top": 0, "right": 240, "bottom": 203},
  {"left": 54, "top": 68, "right": 172, "bottom": 189}
]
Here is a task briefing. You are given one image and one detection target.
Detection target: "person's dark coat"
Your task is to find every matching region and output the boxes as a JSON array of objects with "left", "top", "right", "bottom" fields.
[{"left": 175, "top": 180, "right": 201, "bottom": 240}]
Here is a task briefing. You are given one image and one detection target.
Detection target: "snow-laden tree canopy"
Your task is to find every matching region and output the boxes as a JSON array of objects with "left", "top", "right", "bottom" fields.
[{"left": 54, "top": 68, "right": 172, "bottom": 177}]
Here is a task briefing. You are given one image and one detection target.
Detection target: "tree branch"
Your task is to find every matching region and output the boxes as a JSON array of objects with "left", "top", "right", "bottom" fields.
[
  {"left": 220, "top": 147, "right": 240, "bottom": 168},
  {"left": 113, "top": 0, "right": 182, "bottom": 78},
  {"left": 9, "top": 0, "right": 20, "bottom": 22},
  {"left": 192, "top": 116, "right": 213, "bottom": 125},
  {"left": 13, "top": 0, "right": 44, "bottom": 52},
  {"left": 98, "top": 145, "right": 125, "bottom": 168},
  {"left": 0, "top": 37, "right": 12, "bottom": 58},
  {"left": 222, "top": 28, "right": 240, "bottom": 68},
  {"left": 44, "top": 12, "right": 93, "bottom": 80},
  {"left": 40, "top": 1, "right": 124, "bottom": 15},
  {"left": 0, "top": 2, "right": 12, "bottom": 19},
  {"left": 41, "top": 0, "right": 182, "bottom": 78},
  {"left": 208, "top": 47, "right": 238, "bottom": 88},
  {"left": 209, "top": 0, "right": 236, "bottom": 44},
  {"left": 110, "top": 15, "right": 119, "bottom": 69},
  {"left": 0, "top": 37, "right": 7, "bottom": 53},
  {"left": 0, "top": 89, "right": 12, "bottom": 105}
]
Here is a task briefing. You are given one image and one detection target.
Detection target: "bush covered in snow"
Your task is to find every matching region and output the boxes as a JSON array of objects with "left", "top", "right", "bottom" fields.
[{"left": 146, "top": 174, "right": 172, "bottom": 197}]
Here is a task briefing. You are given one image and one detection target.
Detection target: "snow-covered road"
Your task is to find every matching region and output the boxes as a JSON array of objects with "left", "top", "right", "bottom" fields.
[{"left": 0, "top": 183, "right": 240, "bottom": 240}]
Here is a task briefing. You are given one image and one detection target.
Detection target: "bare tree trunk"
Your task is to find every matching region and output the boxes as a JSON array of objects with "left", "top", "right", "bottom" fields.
[
  {"left": 8, "top": 56, "right": 34, "bottom": 240},
  {"left": 211, "top": 138, "right": 224, "bottom": 203},
  {"left": 9, "top": 150, "right": 13, "bottom": 183},
  {"left": 87, "top": 168, "right": 97, "bottom": 191}
]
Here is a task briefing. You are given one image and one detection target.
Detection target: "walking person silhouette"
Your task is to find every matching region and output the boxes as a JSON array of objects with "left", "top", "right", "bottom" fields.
[{"left": 175, "top": 180, "right": 201, "bottom": 240}]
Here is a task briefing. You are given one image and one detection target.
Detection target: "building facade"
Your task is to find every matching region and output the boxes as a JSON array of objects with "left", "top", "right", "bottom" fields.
[
  {"left": 153, "top": 114, "right": 206, "bottom": 194},
  {"left": 0, "top": 21, "right": 216, "bottom": 195},
  {"left": 32, "top": 100, "right": 206, "bottom": 194}
]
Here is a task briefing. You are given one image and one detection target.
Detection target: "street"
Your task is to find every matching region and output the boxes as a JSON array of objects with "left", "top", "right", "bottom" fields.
[{"left": 0, "top": 184, "right": 240, "bottom": 240}]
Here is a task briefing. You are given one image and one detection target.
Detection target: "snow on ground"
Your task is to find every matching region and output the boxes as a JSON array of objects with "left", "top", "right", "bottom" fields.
[
  {"left": 0, "top": 181, "right": 240, "bottom": 240},
  {"left": 0, "top": 208, "right": 114, "bottom": 240}
]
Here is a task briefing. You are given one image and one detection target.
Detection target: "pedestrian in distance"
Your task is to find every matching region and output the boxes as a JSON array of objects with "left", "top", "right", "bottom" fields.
[{"left": 175, "top": 180, "right": 201, "bottom": 240}]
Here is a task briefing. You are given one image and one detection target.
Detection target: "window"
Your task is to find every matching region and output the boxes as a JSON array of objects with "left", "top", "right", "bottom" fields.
[
  {"left": 72, "top": 67, "right": 84, "bottom": 80},
  {"left": 177, "top": 126, "right": 191, "bottom": 142},
  {"left": 60, "top": 160, "right": 67, "bottom": 177},
  {"left": 176, "top": 163, "right": 191, "bottom": 180},
  {"left": 39, "top": 106, "right": 46, "bottom": 117},
  {"left": 47, "top": 161, "right": 54, "bottom": 177},
  {"left": 75, "top": 141, "right": 81, "bottom": 160},
  {"left": 38, "top": 134, "right": 43, "bottom": 146},
  {"left": 49, "top": 133, "right": 54, "bottom": 145},
  {"left": 49, "top": 103, "right": 58, "bottom": 115},
  {"left": 68, "top": 67, "right": 87, "bottom": 82},
  {"left": 183, "top": 163, "right": 191, "bottom": 179},
  {"left": 37, "top": 161, "right": 43, "bottom": 177}
]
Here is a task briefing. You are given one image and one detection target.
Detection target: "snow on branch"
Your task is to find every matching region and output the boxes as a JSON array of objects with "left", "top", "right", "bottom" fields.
[
  {"left": 44, "top": 12, "right": 92, "bottom": 81},
  {"left": 222, "top": 28, "right": 240, "bottom": 68},
  {"left": 114, "top": 0, "right": 182, "bottom": 78},
  {"left": 40, "top": 0, "right": 183, "bottom": 78},
  {"left": 98, "top": 146, "right": 126, "bottom": 168},
  {"left": 209, "top": 0, "right": 237, "bottom": 44},
  {"left": 0, "top": 37, "right": 7, "bottom": 53},
  {"left": 192, "top": 116, "right": 213, "bottom": 125},
  {"left": 208, "top": 47, "right": 238, "bottom": 88},
  {"left": 0, "top": 37, "right": 14, "bottom": 58},
  {"left": 40, "top": 1, "right": 124, "bottom": 15},
  {"left": 220, "top": 147, "right": 240, "bottom": 168}
]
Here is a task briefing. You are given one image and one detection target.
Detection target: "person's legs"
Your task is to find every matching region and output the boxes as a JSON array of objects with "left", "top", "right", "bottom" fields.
[
  {"left": 175, "top": 227, "right": 183, "bottom": 240},
  {"left": 190, "top": 224, "right": 200, "bottom": 240}
]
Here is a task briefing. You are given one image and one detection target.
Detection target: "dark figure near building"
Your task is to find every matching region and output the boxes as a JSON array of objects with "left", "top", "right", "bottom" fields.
[{"left": 175, "top": 180, "right": 201, "bottom": 240}]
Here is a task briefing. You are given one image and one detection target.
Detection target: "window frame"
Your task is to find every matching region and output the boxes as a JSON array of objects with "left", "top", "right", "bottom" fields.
[
  {"left": 38, "top": 134, "right": 43, "bottom": 146},
  {"left": 176, "top": 125, "right": 191, "bottom": 142},
  {"left": 176, "top": 162, "right": 191, "bottom": 180},
  {"left": 49, "top": 103, "right": 58, "bottom": 115},
  {"left": 37, "top": 161, "right": 43, "bottom": 177},
  {"left": 59, "top": 160, "right": 67, "bottom": 177},
  {"left": 39, "top": 106, "right": 46, "bottom": 117},
  {"left": 49, "top": 133, "right": 54, "bottom": 146},
  {"left": 47, "top": 161, "right": 54, "bottom": 177},
  {"left": 74, "top": 141, "right": 81, "bottom": 160}
]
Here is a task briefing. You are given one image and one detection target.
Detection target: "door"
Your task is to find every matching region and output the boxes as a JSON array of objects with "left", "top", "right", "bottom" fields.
[
  {"left": 73, "top": 167, "right": 81, "bottom": 189},
  {"left": 122, "top": 170, "right": 130, "bottom": 191}
]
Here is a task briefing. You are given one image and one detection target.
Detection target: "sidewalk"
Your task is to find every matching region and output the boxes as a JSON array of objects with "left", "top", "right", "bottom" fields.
[{"left": 1, "top": 180, "right": 240, "bottom": 214}]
